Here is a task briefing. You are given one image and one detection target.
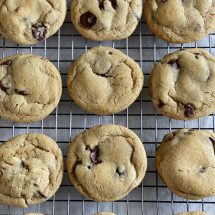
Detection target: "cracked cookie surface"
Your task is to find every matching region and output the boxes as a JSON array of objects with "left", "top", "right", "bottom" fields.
[
  {"left": 156, "top": 129, "right": 215, "bottom": 200},
  {"left": 0, "top": 54, "right": 62, "bottom": 123},
  {"left": 0, "top": 0, "right": 67, "bottom": 45},
  {"left": 0, "top": 133, "right": 63, "bottom": 208},
  {"left": 67, "top": 46, "right": 144, "bottom": 115},
  {"left": 71, "top": 0, "right": 142, "bottom": 41},
  {"left": 176, "top": 212, "right": 208, "bottom": 215},
  {"left": 144, "top": 0, "right": 215, "bottom": 43},
  {"left": 149, "top": 48, "right": 215, "bottom": 120},
  {"left": 66, "top": 124, "right": 147, "bottom": 201}
]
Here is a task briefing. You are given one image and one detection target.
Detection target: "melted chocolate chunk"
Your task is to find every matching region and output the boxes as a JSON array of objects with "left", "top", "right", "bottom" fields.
[
  {"left": 168, "top": 59, "right": 180, "bottom": 69},
  {"left": 86, "top": 146, "right": 102, "bottom": 165},
  {"left": 32, "top": 23, "right": 47, "bottom": 41},
  {"left": 99, "top": 0, "right": 117, "bottom": 10},
  {"left": 1, "top": 60, "right": 12, "bottom": 66},
  {"left": 80, "top": 12, "right": 97, "bottom": 28},
  {"left": 116, "top": 167, "right": 126, "bottom": 177},
  {"left": 184, "top": 103, "right": 195, "bottom": 117},
  {"left": 108, "top": 51, "right": 113, "bottom": 55}
]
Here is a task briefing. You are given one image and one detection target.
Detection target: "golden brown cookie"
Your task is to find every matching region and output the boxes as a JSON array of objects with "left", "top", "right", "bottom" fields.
[
  {"left": 0, "top": 133, "right": 63, "bottom": 207},
  {"left": 149, "top": 49, "right": 215, "bottom": 120},
  {"left": 67, "top": 124, "right": 147, "bottom": 201},
  {"left": 71, "top": 0, "right": 142, "bottom": 41},
  {"left": 0, "top": 54, "right": 62, "bottom": 123},
  {"left": 156, "top": 129, "right": 215, "bottom": 200},
  {"left": 144, "top": 0, "right": 215, "bottom": 43},
  {"left": 67, "top": 46, "right": 143, "bottom": 115},
  {"left": 0, "top": 0, "right": 67, "bottom": 45}
]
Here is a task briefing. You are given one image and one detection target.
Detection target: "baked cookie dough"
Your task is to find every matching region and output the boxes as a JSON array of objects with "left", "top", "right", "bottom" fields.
[
  {"left": 0, "top": 0, "right": 67, "bottom": 45},
  {"left": 67, "top": 124, "right": 147, "bottom": 201},
  {"left": 25, "top": 214, "right": 44, "bottom": 215},
  {"left": 149, "top": 48, "right": 215, "bottom": 120},
  {"left": 71, "top": 0, "right": 142, "bottom": 41},
  {"left": 0, "top": 133, "right": 63, "bottom": 208},
  {"left": 0, "top": 54, "right": 62, "bottom": 123},
  {"left": 144, "top": 0, "right": 215, "bottom": 43},
  {"left": 94, "top": 213, "right": 116, "bottom": 215},
  {"left": 67, "top": 46, "right": 143, "bottom": 115},
  {"left": 176, "top": 212, "right": 208, "bottom": 215},
  {"left": 156, "top": 129, "right": 215, "bottom": 200}
]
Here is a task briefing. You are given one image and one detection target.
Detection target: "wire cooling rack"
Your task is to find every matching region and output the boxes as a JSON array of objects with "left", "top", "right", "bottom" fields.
[{"left": 1, "top": 0, "right": 215, "bottom": 215}]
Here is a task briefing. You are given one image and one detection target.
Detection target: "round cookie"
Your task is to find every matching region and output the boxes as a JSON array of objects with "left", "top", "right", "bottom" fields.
[
  {"left": 149, "top": 48, "right": 215, "bottom": 120},
  {"left": 25, "top": 214, "right": 44, "bottom": 215},
  {"left": 67, "top": 124, "right": 147, "bottom": 202},
  {"left": 71, "top": 0, "right": 142, "bottom": 41},
  {"left": 67, "top": 46, "right": 144, "bottom": 115},
  {"left": 0, "top": 54, "right": 62, "bottom": 123},
  {"left": 0, "top": 133, "right": 63, "bottom": 208},
  {"left": 176, "top": 212, "right": 208, "bottom": 215},
  {"left": 156, "top": 129, "right": 215, "bottom": 200},
  {"left": 0, "top": 0, "right": 67, "bottom": 45},
  {"left": 94, "top": 213, "right": 116, "bottom": 215},
  {"left": 144, "top": 0, "right": 215, "bottom": 43}
]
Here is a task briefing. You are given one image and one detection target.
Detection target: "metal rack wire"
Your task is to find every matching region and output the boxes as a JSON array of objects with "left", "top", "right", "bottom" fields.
[{"left": 0, "top": 1, "right": 215, "bottom": 214}]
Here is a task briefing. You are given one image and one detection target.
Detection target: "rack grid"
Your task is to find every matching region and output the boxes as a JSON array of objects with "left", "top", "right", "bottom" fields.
[{"left": 0, "top": 1, "right": 215, "bottom": 215}]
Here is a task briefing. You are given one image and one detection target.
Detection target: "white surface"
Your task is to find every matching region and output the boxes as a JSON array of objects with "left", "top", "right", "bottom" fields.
[{"left": 0, "top": 0, "right": 215, "bottom": 214}]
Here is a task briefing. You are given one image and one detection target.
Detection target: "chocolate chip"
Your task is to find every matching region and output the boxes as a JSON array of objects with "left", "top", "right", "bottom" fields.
[
  {"left": 32, "top": 23, "right": 47, "bottom": 41},
  {"left": 108, "top": 51, "right": 113, "bottom": 55},
  {"left": 158, "top": 99, "right": 165, "bottom": 108},
  {"left": 80, "top": 12, "right": 97, "bottom": 28},
  {"left": 199, "top": 167, "right": 206, "bottom": 173},
  {"left": 99, "top": 0, "right": 117, "bottom": 10},
  {"left": 167, "top": 59, "right": 180, "bottom": 69},
  {"left": 209, "top": 137, "right": 215, "bottom": 144},
  {"left": 1, "top": 60, "right": 12, "bottom": 66},
  {"left": 184, "top": 103, "right": 195, "bottom": 117},
  {"left": 160, "top": 0, "right": 167, "bottom": 3},
  {"left": 116, "top": 168, "right": 126, "bottom": 177},
  {"left": 86, "top": 146, "right": 102, "bottom": 165},
  {"left": 33, "top": 183, "right": 39, "bottom": 187}
]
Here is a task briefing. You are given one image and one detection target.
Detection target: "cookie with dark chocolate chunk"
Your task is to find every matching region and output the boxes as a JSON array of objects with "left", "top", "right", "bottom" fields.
[
  {"left": 67, "top": 124, "right": 147, "bottom": 201},
  {"left": 0, "top": 0, "right": 66, "bottom": 45},
  {"left": 149, "top": 48, "right": 215, "bottom": 120}
]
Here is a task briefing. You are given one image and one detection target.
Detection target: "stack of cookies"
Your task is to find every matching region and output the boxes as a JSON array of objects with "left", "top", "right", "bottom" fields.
[{"left": 0, "top": 0, "right": 214, "bottom": 214}]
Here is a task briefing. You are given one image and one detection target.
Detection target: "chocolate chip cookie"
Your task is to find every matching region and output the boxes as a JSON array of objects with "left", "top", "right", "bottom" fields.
[
  {"left": 149, "top": 48, "right": 215, "bottom": 120},
  {"left": 144, "top": 0, "right": 215, "bottom": 43},
  {"left": 0, "top": 133, "right": 63, "bottom": 208},
  {"left": 71, "top": 0, "right": 142, "bottom": 41},
  {"left": 176, "top": 212, "right": 208, "bottom": 215},
  {"left": 94, "top": 213, "right": 116, "bottom": 215},
  {"left": 0, "top": 0, "right": 67, "bottom": 45},
  {"left": 67, "top": 46, "right": 144, "bottom": 115},
  {"left": 0, "top": 54, "right": 62, "bottom": 123},
  {"left": 25, "top": 214, "right": 44, "bottom": 215},
  {"left": 156, "top": 129, "right": 215, "bottom": 200},
  {"left": 67, "top": 124, "right": 147, "bottom": 202}
]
